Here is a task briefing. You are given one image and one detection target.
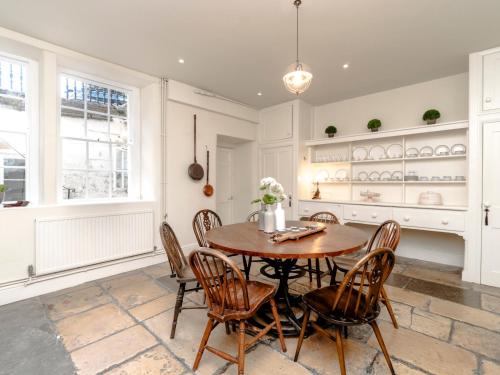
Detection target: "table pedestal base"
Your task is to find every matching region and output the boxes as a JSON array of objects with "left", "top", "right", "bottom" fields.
[{"left": 250, "top": 258, "right": 311, "bottom": 337}]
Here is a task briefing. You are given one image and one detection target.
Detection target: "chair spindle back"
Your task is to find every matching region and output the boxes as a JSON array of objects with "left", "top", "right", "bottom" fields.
[
  {"left": 189, "top": 248, "right": 250, "bottom": 313},
  {"left": 246, "top": 211, "right": 259, "bottom": 222},
  {"left": 366, "top": 220, "right": 401, "bottom": 253},
  {"left": 332, "top": 247, "right": 395, "bottom": 320},
  {"left": 309, "top": 211, "right": 340, "bottom": 224},
  {"left": 193, "top": 209, "right": 223, "bottom": 247},
  {"left": 160, "top": 221, "right": 188, "bottom": 278}
]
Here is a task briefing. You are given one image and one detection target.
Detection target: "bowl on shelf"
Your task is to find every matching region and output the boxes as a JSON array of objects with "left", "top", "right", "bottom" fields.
[
  {"left": 358, "top": 171, "right": 369, "bottom": 181},
  {"left": 405, "top": 147, "right": 419, "bottom": 158},
  {"left": 419, "top": 146, "right": 434, "bottom": 157},
  {"left": 451, "top": 144, "right": 467, "bottom": 155},
  {"left": 391, "top": 171, "right": 403, "bottom": 181},
  {"left": 434, "top": 144, "right": 451, "bottom": 156}
]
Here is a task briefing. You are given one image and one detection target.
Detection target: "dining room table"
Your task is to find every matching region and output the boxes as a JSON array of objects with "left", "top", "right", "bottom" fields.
[{"left": 205, "top": 220, "right": 368, "bottom": 337}]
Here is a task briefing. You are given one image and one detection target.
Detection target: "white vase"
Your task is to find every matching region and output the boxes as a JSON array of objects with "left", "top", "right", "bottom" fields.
[
  {"left": 274, "top": 202, "right": 285, "bottom": 231},
  {"left": 264, "top": 204, "right": 275, "bottom": 233},
  {"left": 258, "top": 203, "right": 265, "bottom": 231}
]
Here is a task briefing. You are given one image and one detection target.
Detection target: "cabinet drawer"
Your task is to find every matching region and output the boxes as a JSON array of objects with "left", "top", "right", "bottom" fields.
[
  {"left": 343, "top": 205, "right": 392, "bottom": 224},
  {"left": 393, "top": 208, "right": 465, "bottom": 232},
  {"left": 298, "top": 201, "right": 342, "bottom": 220}
]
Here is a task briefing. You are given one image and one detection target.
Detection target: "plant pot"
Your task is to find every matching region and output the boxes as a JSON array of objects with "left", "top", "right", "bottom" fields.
[
  {"left": 426, "top": 119, "right": 437, "bottom": 125},
  {"left": 327, "top": 133, "right": 335, "bottom": 138},
  {"left": 370, "top": 128, "right": 379, "bottom": 132}
]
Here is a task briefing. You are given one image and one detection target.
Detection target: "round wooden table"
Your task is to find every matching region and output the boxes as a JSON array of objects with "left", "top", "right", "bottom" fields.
[{"left": 206, "top": 220, "right": 368, "bottom": 336}]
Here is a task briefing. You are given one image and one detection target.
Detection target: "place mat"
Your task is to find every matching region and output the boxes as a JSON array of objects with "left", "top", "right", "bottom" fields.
[{"left": 270, "top": 224, "right": 326, "bottom": 243}]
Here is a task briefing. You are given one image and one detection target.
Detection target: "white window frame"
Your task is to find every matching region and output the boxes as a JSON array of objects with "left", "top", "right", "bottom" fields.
[
  {"left": 0, "top": 52, "right": 39, "bottom": 203},
  {"left": 57, "top": 69, "right": 140, "bottom": 202}
]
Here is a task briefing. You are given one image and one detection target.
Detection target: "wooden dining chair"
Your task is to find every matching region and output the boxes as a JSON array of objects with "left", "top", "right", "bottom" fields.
[
  {"left": 189, "top": 248, "right": 286, "bottom": 375},
  {"left": 240, "top": 210, "right": 263, "bottom": 280},
  {"left": 306, "top": 211, "right": 341, "bottom": 288},
  {"left": 330, "top": 220, "right": 401, "bottom": 328},
  {"left": 294, "top": 248, "right": 396, "bottom": 375},
  {"left": 192, "top": 209, "right": 249, "bottom": 277},
  {"left": 159, "top": 221, "right": 206, "bottom": 339}
]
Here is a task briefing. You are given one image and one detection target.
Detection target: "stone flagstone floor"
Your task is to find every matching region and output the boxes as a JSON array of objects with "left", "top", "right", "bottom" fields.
[{"left": 1, "top": 256, "right": 500, "bottom": 375}]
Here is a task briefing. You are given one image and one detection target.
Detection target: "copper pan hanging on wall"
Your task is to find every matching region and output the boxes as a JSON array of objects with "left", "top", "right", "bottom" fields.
[{"left": 188, "top": 114, "right": 204, "bottom": 180}]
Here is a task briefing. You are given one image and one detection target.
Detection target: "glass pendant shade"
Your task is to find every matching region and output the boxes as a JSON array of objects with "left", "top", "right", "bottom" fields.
[{"left": 283, "top": 63, "right": 313, "bottom": 95}]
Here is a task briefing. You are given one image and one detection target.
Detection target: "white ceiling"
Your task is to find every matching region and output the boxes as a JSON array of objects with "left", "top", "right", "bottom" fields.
[{"left": 1, "top": 0, "right": 500, "bottom": 108}]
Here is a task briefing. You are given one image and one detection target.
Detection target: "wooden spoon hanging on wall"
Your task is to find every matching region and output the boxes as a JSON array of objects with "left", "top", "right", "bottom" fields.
[{"left": 203, "top": 147, "right": 214, "bottom": 197}]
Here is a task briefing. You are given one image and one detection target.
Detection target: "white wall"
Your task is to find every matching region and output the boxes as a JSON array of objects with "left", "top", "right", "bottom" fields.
[
  {"left": 313, "top": 73, "right": 468, "bottom": 138},
  {"left": 165, "top": 88, "right": 258, "bottom": 247}
]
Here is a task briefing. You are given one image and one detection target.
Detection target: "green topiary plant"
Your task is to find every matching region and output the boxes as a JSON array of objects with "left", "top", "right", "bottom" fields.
[
  {"left": 367, "top": 119, "right": 382, "bottom": 132},
  {"left": 325, "top": 125, "right": 337, "bottom": 138},
  {"left": 0, "top": 184, "right": 5, "bottom": 193},
  {"left": 422, "top": 109, "right": 441, "bottom": 125}
]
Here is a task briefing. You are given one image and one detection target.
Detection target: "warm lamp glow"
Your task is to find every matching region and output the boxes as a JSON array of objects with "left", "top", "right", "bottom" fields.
[{"left": 283, "top": 64, "right": 313, "bottom": 95}]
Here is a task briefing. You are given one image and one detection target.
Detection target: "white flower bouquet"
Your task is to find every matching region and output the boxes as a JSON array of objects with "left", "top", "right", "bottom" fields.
[{"left": 252, "top": 177, "right": 288, "bottom": 205}]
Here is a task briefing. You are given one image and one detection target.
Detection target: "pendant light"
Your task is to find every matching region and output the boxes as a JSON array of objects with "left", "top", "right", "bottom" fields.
[{"left": 283, "top": 0, "right": 312, "bottom": 95}]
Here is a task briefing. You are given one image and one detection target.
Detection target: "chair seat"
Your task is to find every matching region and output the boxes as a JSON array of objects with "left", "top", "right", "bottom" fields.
[
  {"left": 302, "top": 285, "right": 379, "bottom": 325},
  {"left": 177, "top": 264, "right": 198, "bottom": 282},
  {"left": 208, "top": 280, "right": 276, "bottom": 321}
]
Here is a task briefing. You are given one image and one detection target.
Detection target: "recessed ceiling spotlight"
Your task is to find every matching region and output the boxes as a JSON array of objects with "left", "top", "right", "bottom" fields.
[
  {"left": 178, "top": 58, "right": 185, "bottom": 64},
  {"left": 342, "top": 63, "right": 349, "bottom": 69},
  {"left": 257, "top": 92, "right": 263, "bottom": 96}
]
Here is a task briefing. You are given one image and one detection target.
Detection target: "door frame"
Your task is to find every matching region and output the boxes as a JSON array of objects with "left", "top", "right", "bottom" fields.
[{"left": 216, "top": 146, "right": 234, "bottom": 224}]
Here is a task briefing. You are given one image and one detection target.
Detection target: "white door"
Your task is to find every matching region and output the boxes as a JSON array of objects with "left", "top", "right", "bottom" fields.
[
  {"left": 260, "top": 145, "right": 294, "bottom": 218},
  {"left": 482, "top": 122, "right": 500, "bottom": 286},
  {"left": 216, "top": 147, "right": 234, "bottom": 224}
]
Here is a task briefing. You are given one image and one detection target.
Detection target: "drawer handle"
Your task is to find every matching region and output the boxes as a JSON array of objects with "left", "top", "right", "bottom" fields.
[
  {"left": 441, "top": 219, "right": 449, "bottom": 225},
  {"left": 352, "top": 211, "right": 357, "bottom": 217},
  {"left": 371, "top": 213, "right": 378, "bottom": 219},
  {"left": 403, "top": 216, "right": 410, "bottom": 222}
]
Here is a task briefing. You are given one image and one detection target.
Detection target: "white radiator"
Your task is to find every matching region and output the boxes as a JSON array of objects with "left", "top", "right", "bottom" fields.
[{"left": 35, "top": 210, "right": 154, "bottom": 276}]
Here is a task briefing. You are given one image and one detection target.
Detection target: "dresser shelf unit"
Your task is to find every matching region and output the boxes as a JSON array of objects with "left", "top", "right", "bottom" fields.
[{"left": 304, "top": 121, "right": 469, "bottom": 208}]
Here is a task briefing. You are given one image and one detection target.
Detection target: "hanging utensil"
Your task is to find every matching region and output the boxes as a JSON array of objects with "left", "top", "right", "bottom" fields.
[
  {"left": 203, "top": 147, "right": 214, "bottom": 197},
  {"left": 188, "top": 114, "right": 204, "bottom": 180}
]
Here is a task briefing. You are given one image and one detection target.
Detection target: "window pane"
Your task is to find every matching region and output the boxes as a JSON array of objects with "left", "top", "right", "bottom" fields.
[
  {"left": 89, "top": 142, "right": 110, "bottom": 170},
  {"left": 87, "top": 113, "right": 109, "bottom": 141},
  {"left": 4, "top": 167, "right": 25, "bottom": 179},
  {"left": 0, "top": 132, "right": 27, "bottom": 159},
  {"left": 60, "top": 107, "right": 85, "bottom": 138},
  {"left": 0, "top": 60, "right": 26, "bottom": 98},
  {"left": 88, "top": 171, "right": 110, "bottom": 198},
  {"left": 110, "top": 117, "right": 127, "bottom": 143},
  {"left": 3, "top": 180, "right": 25, "bottom": 201},
  {"left": 60, "top": 77, "right": 84, "bottom": 109},
  {"left": 86, "top": 84, "right": 108, "bottom": 113},
  {"left": 110, "top": 90, "right": 127, "bottom": 117},
  {"left": 113, "top": 145, "right": 128, "bottom": 170},
  {"left": 62, "top": 171, "right": 86, "bottom": 199},
  {"left": 112, "top": 171, "right": 128, "bottom": 197},
  {"left": 4, "top": 158, "right": 25, "bottom": 167},
  {"left": 62, "top": 139, "right": 87, "bottom": 169}
]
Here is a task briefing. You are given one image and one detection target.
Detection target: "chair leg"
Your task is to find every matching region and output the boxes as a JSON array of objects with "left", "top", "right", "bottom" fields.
[
  {"left": 315, "top": 259, "right": 322, "bottom": 288},
  {"left": 238, "top": 320, "right": 246, "bottom": 375},
  {"left": 330, "top": 263, "right": 338, "bottom": 286},
  {"left": 225, "top": 321, "right": 231, "bottom": 335},
  {"left": 170, "top": 282, "right": 186, "bottom": 339},
  {"left": 325, "top": 257, "right": 333, "bottom": 273},
  {"left": 270, "top": 298, "right": 286, "bottom": 352},
  {"left": 370, "top": 321, "right": 395, "bottom": 375},
  {"left": 293, "top": 307, "right": 310, "bottom": 362},
  {"left": 242, "top": 256, "right": 249, "bottom": 281},
  {"left": 335, "top": 326, "right": 346, "bottom": 375},
  {"left": 307, "top": 259, "right": 313, "bottom": 283},
  {"left": 193, "top": 318, "right": 215, "bottom": 371},
  {"left": 381, "top": 287, "right": 399, "bottom": 329}
]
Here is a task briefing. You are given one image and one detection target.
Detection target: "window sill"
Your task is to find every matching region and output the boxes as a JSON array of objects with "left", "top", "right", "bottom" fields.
[{"left": 0, "top": 199, "right": 156, "bottom": 211}]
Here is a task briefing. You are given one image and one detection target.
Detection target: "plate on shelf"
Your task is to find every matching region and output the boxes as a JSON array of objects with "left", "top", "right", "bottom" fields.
[
  {"left": 358, "top": 171, "right": 369, "bottom": 181},
  {"left": 368, "top": 145, "right": 386, "bottom": 160},
  {"left": 419, "top": 146, "right": 434, "bottom": 157},
  {"left": 315, "top": 169, "right": 329, "bottom": 182},
  {"left": 352, "top": 147, "right": 368, "bottom": 161},
  {"left": 451, "top": 143, "right": 467, "bottom": 155},
  {"left": 335, "top": 169, "right": 349, "bottom": 181},
  {"left": 380, "top": 171, "right": 392, "bottom": 181},
  {"left": 391, "top": 171, "right": 403, "bottom": 181},
  {"left": 434, "top": 144, "right": 450, "bottom": 156},
  {"left": 369, "top": 171, "right": 381, "bottom": 181},
  {"left": 405, "top": 147, "right": 419, "bottom": 158},
  {"left": 386, "top": 144, "right": 403, "bottom": 159}
]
